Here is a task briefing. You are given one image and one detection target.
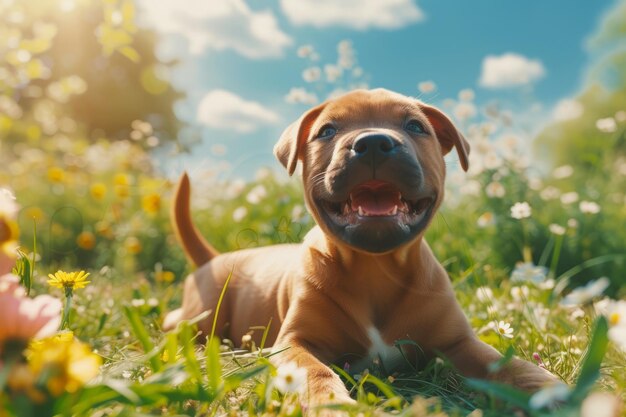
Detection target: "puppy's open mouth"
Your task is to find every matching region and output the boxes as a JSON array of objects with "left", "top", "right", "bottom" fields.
[{"left": 321, "top": 181, "right": 434, "bottom": 227}]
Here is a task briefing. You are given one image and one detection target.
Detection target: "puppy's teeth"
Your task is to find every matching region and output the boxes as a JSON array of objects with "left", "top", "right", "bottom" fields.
[
  {"left": 358, "top": 206, "right": 364, "bottom": 216},
  {"left": 391, "top": 205, "right": 398, "bottom": 215},
  {"left": 343, "top": 203, "right": 349, "bottom": 215}
]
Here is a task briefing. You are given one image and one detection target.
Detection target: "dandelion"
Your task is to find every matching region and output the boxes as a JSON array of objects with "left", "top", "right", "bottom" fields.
[
  {"left": 560, "top": 277, "right": 610, "bottom": 307},
  {"left": 489, "top": 321, "right": 514, "bottom": 338},
  {"left": 0, "top": 191, "right": 19, "bottom": 274},
  {"left": 89, "top": 183, "right": 107, "bottom": 200},
  {"left": 529, "top": 383, "right": 570, "bottom": 409},
  {"left": 48, "top": 270, "right": 90, "bottom": 330},
  {"left": 76, "top": 231, "right": 96, "bottom": 250},
  {"left": 47, "top": 166, "right": 65, "bottom": 183},
  {"left": 142, "top": 193, "right": 161, "bottom": 214},
  {"left": 510, "top": 202, "right": 531, "bottom": 219},
  {"left": 273, "top": 362, "right": 307, "bottom": 394},
  {"left": 0, "top": 274, "right": 61, "bottom": 357},
  {"left": 125, "top": 237, "right": 142, "bottom": 254},
  {"left": 548, "top": 224, "right": 566, "bottom": 236},
  {"left": 579, "top": 200, "right": 601, "bottom": 214},
  {"left": 154, "top": 270, "right": 176, "bottom": 284},
  {"left": 567, "top": 218, "right": 579, "bottom": 228},
  {"left": 113, "top": 173, "right": 131, "bottom": 198},
  {"left": 27, "top": 332, "right": 101, "bottom": 396},
  {"left": 48, "top": 270, "right": 90, "bottom": 290},
  {"left": 485, "top": 182, "right": 505, "bottom": 198},
  {"left": 511, "top": 262, "right": 548, "bottom": 284}
]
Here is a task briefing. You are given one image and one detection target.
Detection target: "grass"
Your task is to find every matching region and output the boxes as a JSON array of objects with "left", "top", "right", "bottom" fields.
[{"left": 3, "top": 236, "right": 623, "bottom": 417}]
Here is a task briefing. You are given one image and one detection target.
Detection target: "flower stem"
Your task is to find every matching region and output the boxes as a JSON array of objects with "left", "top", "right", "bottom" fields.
[{"left": 60, "top": 288, "right": 73, "bottom": 330}]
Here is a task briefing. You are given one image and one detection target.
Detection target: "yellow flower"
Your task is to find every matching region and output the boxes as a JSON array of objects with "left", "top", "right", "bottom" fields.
[
  {"left": 47, "top": 270, "right": 91, "bottom": 290},
  {"left": 141, "top": 193, "right": 161, "bottom": 214},
  {"left": 0, "top": 216, "right": 19, "bottom": 246},
  {"left": 155, "top": 270, "right": 175, "bottom": 283},
  {"left": 113, "top": 173, "right": 130, "bottom": 186},
  {"left": 76, "top": 231, "right": 96, "bottom": 250},
  {"left": 113, "top": 174, "right": 131, "bottom": 199},
  {"left": 26, "top": 332, "right": 101, "bottom": 396},
  {"left": 124, "top": 236, "right": 142, "bottom": 254},
  {"left": 90, "top": 183, "right": 107, "bottom": 200},
  {"left": 47, "top": 167, "right": 65, "bottom": 183},
  {"left": 23, "top": 206, "right": 45, "bottom": 222},
  {"left": 95, "top": 221, "right": 114, "bottom": 239}
]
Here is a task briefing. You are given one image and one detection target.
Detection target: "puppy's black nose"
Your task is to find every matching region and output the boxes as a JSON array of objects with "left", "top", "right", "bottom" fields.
[{"left": 352, "top": 133, "right": 395, "bottom": 157}]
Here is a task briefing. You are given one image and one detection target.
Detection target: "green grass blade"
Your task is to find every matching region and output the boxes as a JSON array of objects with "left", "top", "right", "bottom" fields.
[
  {"left": 205, "top": 336, "right": 222, "bottom": 394},
  {"left": 179, "top": 321, "right": 203, "bottom": 382},
  {"left": 571, "top": 316, "right": 609, "bottom": 400},
  {"left": 123, "top": 305, "right": 162, "bottom": 372},
  {"left": 361, "top": 374, "right": 401, "bottom": 408},
  {"left": 259, "top": 317, "right": 272, "bottom": 352},
  {"left": 465, "top": 378, "right": 531, "bottom": 409},
  {"left": 210, "top": 267, "right": 233, "bottom": 343}
]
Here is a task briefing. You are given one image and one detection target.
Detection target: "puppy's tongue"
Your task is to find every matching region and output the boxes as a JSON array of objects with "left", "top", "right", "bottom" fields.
[{"left": 350, "top": 181, "right": 401, "bottom": 216}]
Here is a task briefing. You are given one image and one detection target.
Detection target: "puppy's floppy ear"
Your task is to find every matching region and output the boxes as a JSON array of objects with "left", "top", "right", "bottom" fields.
[
  {"left": 274, "top": 103, "right": 326, "bottom": 176},
  {"left": 420, "top": 104, "right": 471, "bottom": 172}
]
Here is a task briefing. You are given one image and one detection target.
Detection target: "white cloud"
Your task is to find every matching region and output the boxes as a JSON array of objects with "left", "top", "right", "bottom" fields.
[
  {"left": 137, "top": 0, "right": 292, "bottom": 58},
  {"left": 479, "top": 53, "right": 546, "bottom": 88},
  {"left": 552, "top": 99, "right": 584, "bottom": 121},
  {"left": 280, "top": 0, "right": 424, "bottom": 30},
  {"left": 197, "top": 90, "right": 280, "bottom": 133}
]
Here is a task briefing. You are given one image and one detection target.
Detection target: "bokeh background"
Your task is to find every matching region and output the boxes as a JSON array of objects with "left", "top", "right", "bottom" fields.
[{"left": 1, "top": 0, "right": 625, "bottom": 296}]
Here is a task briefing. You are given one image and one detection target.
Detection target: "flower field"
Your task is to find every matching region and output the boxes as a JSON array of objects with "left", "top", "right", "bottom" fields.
[{"left": 1, "top": 1, "right": 625, "bottom": 416}]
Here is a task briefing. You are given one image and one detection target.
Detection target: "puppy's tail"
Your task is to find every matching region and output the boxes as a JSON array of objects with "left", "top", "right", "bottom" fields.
[{"left": 171, "top": 172, "right": 219, "bottom": 267}]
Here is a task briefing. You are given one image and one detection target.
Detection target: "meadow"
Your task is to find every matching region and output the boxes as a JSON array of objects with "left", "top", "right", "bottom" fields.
[{"left": 1, "top": 1, "right": 625, "bottom": 416}]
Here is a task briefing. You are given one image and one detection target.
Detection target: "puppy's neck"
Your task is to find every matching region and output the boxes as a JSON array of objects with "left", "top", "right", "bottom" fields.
[{"left": 302, "top": 226, "right": 425, "bottom": 289}]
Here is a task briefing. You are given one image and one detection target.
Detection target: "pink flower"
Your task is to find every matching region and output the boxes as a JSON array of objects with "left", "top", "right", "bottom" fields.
[{"left": 0, "top": 274, "right": 62, "bottom": 357}]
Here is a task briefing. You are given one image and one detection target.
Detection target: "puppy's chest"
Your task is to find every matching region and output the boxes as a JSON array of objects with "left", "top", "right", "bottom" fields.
[{"left": 350, "top": 326, "right": 405, "bottom": 373}]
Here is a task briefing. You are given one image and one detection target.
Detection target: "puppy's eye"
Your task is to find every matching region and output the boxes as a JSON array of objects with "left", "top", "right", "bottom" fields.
[
  {"left": 316, "top": 124, "right": 337, "bottom": 139},
  {"left": 405, "top": 120, "right": 426, "bottom": 135}
]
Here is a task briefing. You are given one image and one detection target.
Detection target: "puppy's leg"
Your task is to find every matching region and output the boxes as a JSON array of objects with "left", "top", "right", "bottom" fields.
[
  {"left": 442, "top": 335, "right": 559, "bottom": 391},
  {"left": 274, "top": 340, "right": 354, "bottom": 408},
  {"left": 163, "top": 263, "right": 227, "bottom": 336}
]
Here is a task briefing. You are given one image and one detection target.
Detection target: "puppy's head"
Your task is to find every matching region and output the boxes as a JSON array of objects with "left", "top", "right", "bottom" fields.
[{"left": 274, "top": 89, "right": 469, "bottom": 254}]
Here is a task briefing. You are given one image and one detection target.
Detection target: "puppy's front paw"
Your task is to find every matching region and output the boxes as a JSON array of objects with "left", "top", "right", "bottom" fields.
[
  {"left": 493, "top": 358, "right": 561, "bottom": 392},
  {"left": 162, "top": 308, "right": 183, "bottom": 331},
  {"left": 307, "top": 393, "right": 356, "bottom": 417}
]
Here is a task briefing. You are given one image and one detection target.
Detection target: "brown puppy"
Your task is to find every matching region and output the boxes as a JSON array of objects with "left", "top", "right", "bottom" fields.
[{"left": 164, "top": 89, "right": 557, "bottom": 409}]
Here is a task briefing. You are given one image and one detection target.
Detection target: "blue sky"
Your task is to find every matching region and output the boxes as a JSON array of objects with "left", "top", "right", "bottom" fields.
[{"left": 138, "top": 0, "right": 616, "bottom": 180}]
